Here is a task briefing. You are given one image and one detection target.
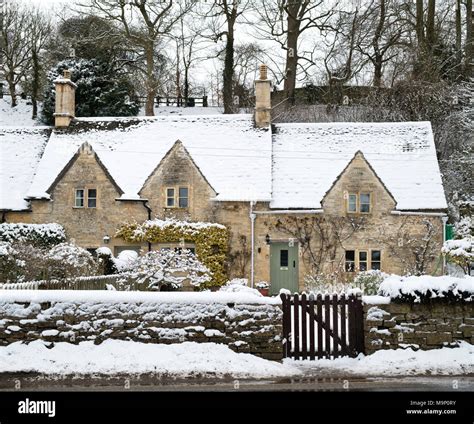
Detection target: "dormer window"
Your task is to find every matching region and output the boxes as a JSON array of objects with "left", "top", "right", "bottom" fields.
[
  {"left": 165, "top": 186, "right": 189, "bottom": 208},
  {"left": 346, "top": 192, "right": 371, "bottom": 213}
]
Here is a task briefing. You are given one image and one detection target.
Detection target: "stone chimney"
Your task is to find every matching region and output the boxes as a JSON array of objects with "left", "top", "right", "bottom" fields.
[
  {"left": 54, "top": 69, "right": 77, "bottom": 127},
  {"left": 254, "top": 64, "right": 271, "bottom": 128}
]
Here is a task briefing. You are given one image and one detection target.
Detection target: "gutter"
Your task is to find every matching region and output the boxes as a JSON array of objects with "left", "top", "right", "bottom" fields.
[
  {"left": 441, "top": 215, "right": 448, "bottom": 275},
  {"left": 390, "top": 210, "right": 447, "bottom": 217},
  {"left": 143, "top": 201, "right": 153, "bottom": 252},
  {"left": 253, "top": 209, "right": 323, "bottom": 215},
  {"left": 249, "top": 201, "right": 256, "bottom": 289}
]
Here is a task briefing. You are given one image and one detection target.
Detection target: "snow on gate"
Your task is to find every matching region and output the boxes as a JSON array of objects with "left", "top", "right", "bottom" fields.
[{"left": 280, "top": 293, "right": 365, "bottom": 360}]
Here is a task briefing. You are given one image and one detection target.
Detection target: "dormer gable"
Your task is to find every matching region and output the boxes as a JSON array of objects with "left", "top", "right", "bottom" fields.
[{"left": 321, "top": 151, "right": 397, "bottom": 215}]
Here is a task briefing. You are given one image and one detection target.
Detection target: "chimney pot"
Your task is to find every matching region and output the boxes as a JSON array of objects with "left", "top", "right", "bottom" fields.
[
  {"left": 254, "top": 64, "right": 271, "bottom": 128},
  {"left": 54, "top": 69, "right": 77, "bottom": 127},
  {"left": 259, "top": 64, "right": 268, "bottom": 80}
]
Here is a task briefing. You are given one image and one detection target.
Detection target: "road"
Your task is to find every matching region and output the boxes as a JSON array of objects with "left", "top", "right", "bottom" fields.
[{"left": 0, "top": 373, "right": 472, "bottom": 392}]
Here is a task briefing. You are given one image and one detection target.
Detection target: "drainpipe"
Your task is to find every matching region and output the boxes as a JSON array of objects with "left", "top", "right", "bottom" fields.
[
  {"left": 249, "top": 201, "right": 256, "bottom": 289},
  {"left": 441, "top": 215, "right": 448, "bottom": 275},
  {"left": 143, "top": 201, "right": 152, "bottom": 252}
]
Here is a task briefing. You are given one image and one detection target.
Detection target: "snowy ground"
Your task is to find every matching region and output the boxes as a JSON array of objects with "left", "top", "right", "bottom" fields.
[
  {"left": 287, "top": 341, "right": 474, "bottom": 377},
  {"left": 0, "top": 340, "right": 299, "bottom": 379},
  {"left": 0, "top": 340, "right": 472, "bottom": 379},
  {"left": 0, "top": 97, "right": 40, "bottom": 127}
]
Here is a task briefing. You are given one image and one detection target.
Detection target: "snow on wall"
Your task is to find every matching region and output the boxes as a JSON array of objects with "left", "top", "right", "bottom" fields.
[
  {"left": 0, "top": 127, "right": 51, "bottom": 210},
  {"left": 378, "top": 275, "right": 474, "bottom": 301},
  {"left": 0, "top": 293, "right": 283, "bottom": 360},
  {"left": 26, "top": 115, "right": 272, "bottom": 202},
  {"left": 271, "top": 121, "right": 447, "bottom": 210}
]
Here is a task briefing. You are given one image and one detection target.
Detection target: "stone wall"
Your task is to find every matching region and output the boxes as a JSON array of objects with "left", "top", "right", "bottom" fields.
[
  {"left": 364, "top": 301, "right": 474, "bottom": 354},
  {"left": 0, "top": 298, "right": 283, "bottom": 360}
]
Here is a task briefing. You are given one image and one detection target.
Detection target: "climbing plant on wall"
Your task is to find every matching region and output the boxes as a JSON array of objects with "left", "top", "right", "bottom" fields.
[{"left": 116, "top": 219, "right": 229, "bottom": 289}]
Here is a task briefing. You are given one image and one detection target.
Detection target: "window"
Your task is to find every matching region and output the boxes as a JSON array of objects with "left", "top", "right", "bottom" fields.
[
  {"left": 346, "top": 192, "right": 371, "bottom": 213},
  {"left": 280, "top": 249, "right": 289, "bottom": 268},
  {"left": 345, "top": 250, "right": 355, "bottom": 272},
  {"left": 75, "top": 188, "right": 97, "bottom": 208},
  {"left": 348, "top": 194, "right": 357, "bottom": 212},
  {"left": 166, "top": 188, "right": 175, "bottom": 207},
  {"left": 178, "top": 187, "right": 188, "bottom": 208},
  {"left": 360, "top": 193, "right": 371, "bottom": 213},
  {"left": 371, "top": 250, "right": 381, "bottom": 270},
  {"left": 75, "top": 189, "right": 84, "bottom": 207},
  {"left": 345, "top": 249, "right": 381, "bottom": 272},
  {"left": 359, "top": 251, "right": 368, "bottom": 271},
  {"left": 166, "top": 186, "right": 189, "bottom": 208},
  {"left": 87, "top": 189, "right": 97, "bottom": 208}
]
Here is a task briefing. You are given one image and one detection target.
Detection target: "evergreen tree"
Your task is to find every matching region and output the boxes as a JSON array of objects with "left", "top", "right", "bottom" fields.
[{"left": 41, "top": 58, "right": 140, "bottom": 124}]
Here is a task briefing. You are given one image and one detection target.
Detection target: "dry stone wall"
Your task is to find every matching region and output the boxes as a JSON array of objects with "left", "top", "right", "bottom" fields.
[
  {"left": 364, "top": 301, "right": 474, "bottom": 354},
  {"left": 0, "top": 299, "right": 283, "bottom": 360}
]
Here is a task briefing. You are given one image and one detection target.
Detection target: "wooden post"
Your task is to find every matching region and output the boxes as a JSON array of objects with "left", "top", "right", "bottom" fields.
[
  {"left": 301, "top": 293, "right": 307, "bottom": 360},
  {"left": 317, "top": 294, "right": 323, "bottom": 359},
  {"left": 308, "top": 293, "right": 315, "bottom": 360},
  {"left": 293, "top": 293, "right": 300, "bottom": 359},
  {"left": 332, "top": 294, "right": 339, "bottom": 359},
  {"left": 340, "top": 294, "right": 347, "bottom": 356},
  {"left": 324, "top": 294, "right": 331, "bottom": 358}
]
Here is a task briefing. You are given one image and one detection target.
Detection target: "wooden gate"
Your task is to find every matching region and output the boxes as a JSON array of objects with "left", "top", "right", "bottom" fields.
[{"left": 280, "top": 293, "right": 364, "bottom": 360}]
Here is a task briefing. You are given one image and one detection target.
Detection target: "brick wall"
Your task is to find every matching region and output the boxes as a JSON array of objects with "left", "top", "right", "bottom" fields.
[
  {"left": 364, "top": 301, "right": 474, "bottom": 354},
  {"left": 0, "top": 299, "right": 283, "bottom": 360}
]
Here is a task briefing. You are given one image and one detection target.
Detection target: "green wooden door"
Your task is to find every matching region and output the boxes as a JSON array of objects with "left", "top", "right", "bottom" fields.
[{"left": 270, "top": 242, "right": 299, "bottom": 295}]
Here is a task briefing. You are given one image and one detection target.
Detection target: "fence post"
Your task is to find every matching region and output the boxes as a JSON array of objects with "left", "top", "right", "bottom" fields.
[{"left": 355, "top": 293, "right": 365, "bottom": 355}]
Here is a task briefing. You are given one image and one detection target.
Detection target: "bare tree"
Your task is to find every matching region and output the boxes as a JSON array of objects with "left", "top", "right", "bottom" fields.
[
  {"left": 201, "top": 0, "right": 252, "bottom": 114},
  {"left": 0, "top": 3, "right": 31, "bottom": 107},
  {"left": 27, "top": 9, "right": 52, "bottom": 119},
  {"left": 84, "top": 0, "right": 194, "bottom": 116},
  {"left": 354, "top": 0, "right": 407, "bottom": 87},
  {"left": 466, "top": 0, "right": 473, "bottom": 75},
  {"left": 255, "top": 0, "right": 336, "bottom": 103}
]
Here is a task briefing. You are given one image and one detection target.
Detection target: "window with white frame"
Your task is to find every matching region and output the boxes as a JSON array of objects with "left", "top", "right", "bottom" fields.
[
  {"left": 345, "top": 249, "right": 381, "bottom": 272},
  {"left": 346, "top": 192, "right": 371, "bottom": 213},
  {"left": 165, "top": 186, "right": 189, "bottom": 208},
  {"left": 74, "top": 188, "right": 97, "bottom": 208}
]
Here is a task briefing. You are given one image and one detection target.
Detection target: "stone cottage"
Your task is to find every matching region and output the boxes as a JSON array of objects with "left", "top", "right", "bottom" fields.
[{"left": 0, "top": 66, "right": 448, "bottom": 293}]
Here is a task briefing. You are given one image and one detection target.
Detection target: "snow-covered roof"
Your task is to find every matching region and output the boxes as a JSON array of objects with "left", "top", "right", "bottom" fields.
[
  {"left": 0, "top": 127, "right": 50, "bottom": 210},
  {"left": 1, "top": 116, "right": 447, "bottom": 212},
  {"left": 27, "top": 115, "right": 272, "bottom": 202},
  {"left": 271, "top": 121, "right": 447, "bottom": 210}
]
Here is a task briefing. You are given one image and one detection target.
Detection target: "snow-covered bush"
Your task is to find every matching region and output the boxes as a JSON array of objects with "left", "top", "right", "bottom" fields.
[
  {"left": 455, "top": 216, "right": 473, "bottom": 238},
  {"left": 442, "top": 236, "right": 473, "bottom": 275},
  {"left": 219, "top": 278, "right": 262, "bottom": 297},
  {"left": 114, "top": 250, "right": 140, "bottom": 272},
  {"left": 352, "top": 270, "right": 388, "bottom": 295},
  {"left": 95, "top": 247, "right": 117, "bottom": 275},
  {"left": 0, "top": 242, "right": 25, "bottom": 283},
  {"left": 121, "top": 249, "right": 212, "bottom": 291},
  {"left": 46, "top": 243, "right": 98, "bottom": 279},
  {"left": 0, "top": 223, "right": 66, "bottom": 248},
  {"left": 304, "top": 270, "right": 386, "bottom": 295}
]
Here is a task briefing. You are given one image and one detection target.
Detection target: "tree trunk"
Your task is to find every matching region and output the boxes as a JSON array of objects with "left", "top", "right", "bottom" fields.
[
  {"left": 223, "top": 25, "right": 235, "bottom": 114},
  {"left": 184, "top": 66, "right": 189, "bottom": 106},
  {"left": 145, "top": 44, "right": 156, "bottom": 116},
  {"left": 7, "top": 75, "right": 17, "bottom": 108},
  {"left": 284, "top": 14, "right": 300, "bottom": 104},
  {"left": 456, "top": 0, "right": 462, "bottom": 67},
  {"left": 31, "top": 49, "right": 39, "bottom": 119},
  {"left": 466, "top": 0, "right": 473, "bottom": 76},
  {"left": 426, "top": 0, "right": 436, "bottom": 51},
  {"left": 415, "top": 0, "right": 425, "bottom": 47},
  {"left": 373, "top": 57, "right": 383, "bottom": 87}
]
